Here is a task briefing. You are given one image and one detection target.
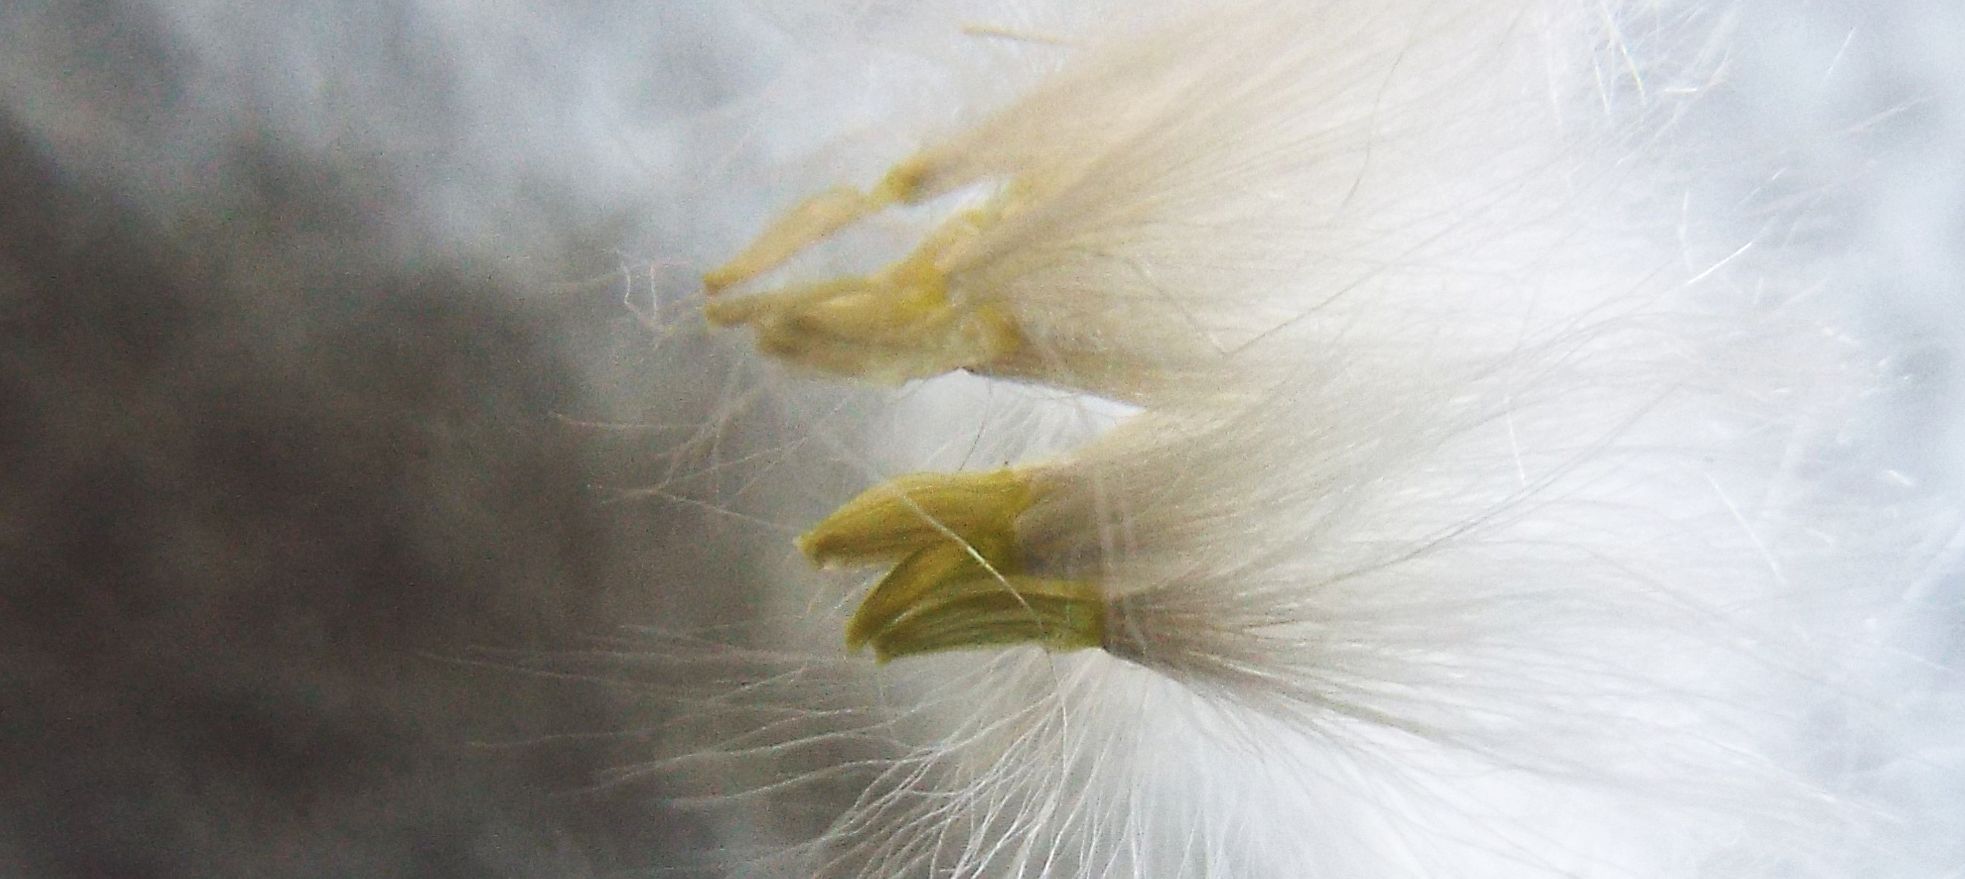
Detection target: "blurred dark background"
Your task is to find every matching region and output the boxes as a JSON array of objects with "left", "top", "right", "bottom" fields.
[{"left": 0, "top": 2, "right": 802, "bottom": 875}]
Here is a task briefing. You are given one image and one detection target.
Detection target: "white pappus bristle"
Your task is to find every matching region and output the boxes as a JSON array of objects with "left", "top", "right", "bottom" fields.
[{"left": 633, "top": 1, "right": 1965, "bottom": 877}]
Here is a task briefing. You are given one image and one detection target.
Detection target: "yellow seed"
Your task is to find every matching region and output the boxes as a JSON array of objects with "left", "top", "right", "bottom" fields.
[
  {"left": 705, "top": 201, "right": 1025, "bottom": 383},
  {"left": 845, "top": 535, "right": 1025, "bottom": 651},
  {"left": 701, "top": 277, "right": 870, "bottom": 327},
  {"left": 865, "top": 574, "right": 1105, "bottom": 663},
  {"left": 747, "top": 302, "right": 1021, "bottom": 385},
  {"left": 704, "top": 148, "right": 1032, "bottom": 385},
  {"left": 798, "top": 469, "right": 1035, "bottom": 566}
]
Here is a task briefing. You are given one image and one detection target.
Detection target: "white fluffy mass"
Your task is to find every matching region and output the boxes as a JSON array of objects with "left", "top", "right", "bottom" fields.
[{"left": 643, "top": 1, "right": 1965, "bottom": 877}]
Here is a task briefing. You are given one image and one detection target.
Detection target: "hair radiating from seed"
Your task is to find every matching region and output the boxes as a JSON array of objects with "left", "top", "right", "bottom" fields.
[{"left": 634, "top": 1, "right": 1963, "bottom": 876}]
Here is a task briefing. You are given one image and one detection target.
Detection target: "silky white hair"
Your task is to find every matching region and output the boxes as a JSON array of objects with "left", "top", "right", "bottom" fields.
[{"left": 626, "top": 1, "right": 1965, "bottom": 877}]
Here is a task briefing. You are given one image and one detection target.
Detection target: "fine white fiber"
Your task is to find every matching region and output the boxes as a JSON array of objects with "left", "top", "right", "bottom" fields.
[
  {"left": 630, "top": 0, "right": 1965, "bottom": 877},
  {"left": 704, "top": 0, "right": 1728, "bottom": 408}
]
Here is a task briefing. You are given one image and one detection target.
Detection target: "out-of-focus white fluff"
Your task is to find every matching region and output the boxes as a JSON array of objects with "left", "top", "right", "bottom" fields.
[{"left": 638, "top": 1, "right": 1965, "bottom": 877}]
